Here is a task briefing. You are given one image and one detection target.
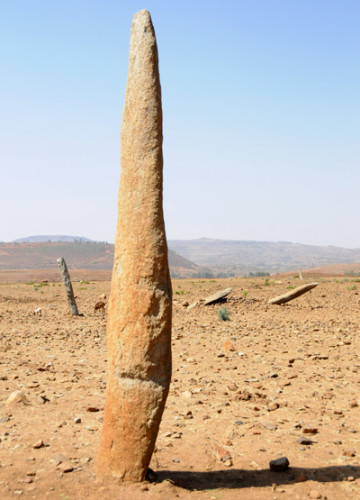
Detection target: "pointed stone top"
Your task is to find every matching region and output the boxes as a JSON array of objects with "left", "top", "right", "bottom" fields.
[
  {"left": 134, "top": 9, "right": 151, "bottom": 20},
  {"left": 132, "top": 9, "right": 153, "bottom": 33},
  {"left": 128, "top": 9, "right": 158, "bottom": 79}
]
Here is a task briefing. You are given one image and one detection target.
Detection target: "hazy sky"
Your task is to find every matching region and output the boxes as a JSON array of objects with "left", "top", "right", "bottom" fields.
[{"left": 1, "top": 1, "right": 359, "bottom": 247}]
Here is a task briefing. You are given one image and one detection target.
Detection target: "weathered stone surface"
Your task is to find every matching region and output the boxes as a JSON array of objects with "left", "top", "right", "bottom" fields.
[{"left": 96, "top": 9, "right": 172, "bottom": 483}]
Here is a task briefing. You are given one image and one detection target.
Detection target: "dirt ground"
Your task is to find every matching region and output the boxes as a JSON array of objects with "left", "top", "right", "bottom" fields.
[{"left": 0, "top": 273, "right": 359, "bottom": 499}]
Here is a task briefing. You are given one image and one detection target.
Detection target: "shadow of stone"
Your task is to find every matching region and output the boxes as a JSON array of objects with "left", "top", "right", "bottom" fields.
[{"left": 154, "top": 465, "right": 360, "bottom": 490}]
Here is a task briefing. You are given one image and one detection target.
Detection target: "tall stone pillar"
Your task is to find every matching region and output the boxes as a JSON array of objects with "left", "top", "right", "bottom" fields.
[{"left": 96, "top": 10, "right": 172, "bottom": 482}]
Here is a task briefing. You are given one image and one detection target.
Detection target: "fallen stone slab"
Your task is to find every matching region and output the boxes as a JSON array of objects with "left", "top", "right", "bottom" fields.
[
  {"left": 269, "top": 283, "right": 318, "bottom": 305},
  {"left": 204, "top": 288, "right": 232, "bottom": 305}
]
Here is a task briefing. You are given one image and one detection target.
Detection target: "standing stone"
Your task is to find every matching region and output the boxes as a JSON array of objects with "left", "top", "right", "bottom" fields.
[
  {"left": 96, "top": 10, "right": 172, "bottom": 483},
  {"left": 57, "top": 257, "right": 79, "bottom": 316}
]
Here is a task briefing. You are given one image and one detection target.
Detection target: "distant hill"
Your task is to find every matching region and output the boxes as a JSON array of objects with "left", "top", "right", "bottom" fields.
[
  {"left": 168, "top": 238, "right": 360, "bottom": 276},
  {"left": 0, "top": 241, "right": 207, "bottom": 279},
  {"left": 13, "top": 235, "right": 93, "bottom": 243}
]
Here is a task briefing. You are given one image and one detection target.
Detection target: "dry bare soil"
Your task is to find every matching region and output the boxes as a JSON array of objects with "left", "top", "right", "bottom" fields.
[{"left": 0, "top": 274, "right": 360, "bottom": 499}]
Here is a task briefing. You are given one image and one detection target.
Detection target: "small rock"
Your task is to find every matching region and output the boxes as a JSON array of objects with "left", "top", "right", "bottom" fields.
[
  {"left": 182, "top": 390, "right": 192, "bottom": 399},
  {"left": 303, "top": 426, "right": 318, "bottom": 434},
  {"left": 227, "top": 383, "right": 238, "bottom": 392},
  {"left": 268, "top": 402, "right": 279, "bottom": 411},
  {"left": 223, "top": 341, "right": 236, "bottom": 352},
  {"left": 58, "top": 462, "right": 74, "bottom": 473},
  {"left": 343, "top": 448, "right": 356, "bottom": 457},
  {"left": 5, "top": 391, "right": 30, "bottom": 406},
  {"left": 85, "top": 425, "right": 98, "bottom": 432},
  {"left": 297, "top": 437, "right": 314, "bottom": 445},
  {"left": 214, "top": 443, "right": 232, "bottom": 465},
  {"left": 309, "top": 490, "right": 322, "bottom": 499},
  {"left": 32, "top": 440, "right": 45, "bottom": 449},
  {"left": 238, "top": 390, "right": 252, "bottom": 401},
  {"left": 262, "top": 421, "right": 278, "bottom": 431},
  {"left": 350, "top": 400, "right": 358, "bottom": 408},
  {"left": 86, "top": 407, "right": 100, "bottom": 412},
  {"left": 269, "top": 456, "right": 289, "bottom": 472},
  {"left": 74, "top": 417, "right": 82, "bottom": 424}
]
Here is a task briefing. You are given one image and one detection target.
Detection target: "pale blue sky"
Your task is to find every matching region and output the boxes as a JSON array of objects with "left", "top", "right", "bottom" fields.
[{"left": 1, "top": 1, "right": 359, "bottom": 247}]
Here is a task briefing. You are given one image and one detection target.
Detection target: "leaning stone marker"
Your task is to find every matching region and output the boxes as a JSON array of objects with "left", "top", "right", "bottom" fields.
[
  {"left": 57, "top": 257, "right": 79, "bottom": 316},
  {"left": 96, "top": 10, "right": 172, "bottom": 483}
]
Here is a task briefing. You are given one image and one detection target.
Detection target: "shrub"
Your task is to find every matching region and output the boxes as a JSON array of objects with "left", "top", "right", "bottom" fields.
[{"left": 218, "top": 307, "right": 231, "bottom": 321}]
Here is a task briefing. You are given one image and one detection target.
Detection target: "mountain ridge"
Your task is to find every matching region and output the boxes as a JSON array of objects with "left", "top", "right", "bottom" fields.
[
  {"left": 0, "top": 241, "right": 207, "bottom": 279},
  {"left": 2, "top": 236, "right": 360, "bottom": 277}
]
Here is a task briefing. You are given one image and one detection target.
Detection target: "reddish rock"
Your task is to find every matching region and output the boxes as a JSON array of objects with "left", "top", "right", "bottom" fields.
[
  {"left": 96, "top": 10, "right": 172, "bottom": 483},
  {"left": 214, "top": 444, "right": 233, "bottom": 466},
  {"left": 223, "top": 341, "right": 236, "bottom": 352}
]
